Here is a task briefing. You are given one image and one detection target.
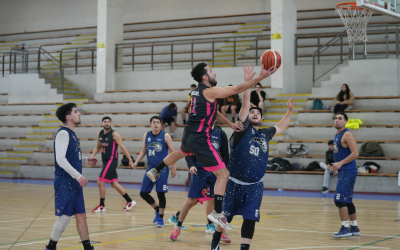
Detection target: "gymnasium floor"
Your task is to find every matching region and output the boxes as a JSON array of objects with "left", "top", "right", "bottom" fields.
[{"left": 1, "top": 178, "right": 399, "bottom": 250}]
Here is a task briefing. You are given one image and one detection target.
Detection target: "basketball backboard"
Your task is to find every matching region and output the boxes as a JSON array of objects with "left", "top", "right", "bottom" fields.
[{"left": 356, "top": 0, "right": 400, "bottom": 18}]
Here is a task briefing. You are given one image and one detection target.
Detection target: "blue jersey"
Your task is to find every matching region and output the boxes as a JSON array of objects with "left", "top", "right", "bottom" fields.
[
  {"left": 228, "top": 118, "right": 276, "bottom": 183},
  {"left": 54, "top": 127, "right": 82, "bottom": 177},
  {"left": 188, "top": 127, "right": 222, "bottom": 170},
  {"left": 333, "top": 128, "right": 357, "bottom": 172},
  {"left": 145, "top": 130, "right": 169, "bottom": 168}
]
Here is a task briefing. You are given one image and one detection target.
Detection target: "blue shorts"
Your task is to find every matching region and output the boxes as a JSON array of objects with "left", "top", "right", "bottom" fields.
[
  {"left": 140, "top": 166, "right": 169, "bottom": 193},
  {"left": 188, "top": 167, "right": 216, "bottom": 204},
  {"left": 54, "top": 176, "right": 85, "bottom": 216},
  {"left": 161, "top": 117, "right": 175, "bottom": 125},
  {"left": 334, "top": 170, "right": 357, "bottom": 203},
  {"left": 223, "top": 180, "right": 264, "bottom": 222}
]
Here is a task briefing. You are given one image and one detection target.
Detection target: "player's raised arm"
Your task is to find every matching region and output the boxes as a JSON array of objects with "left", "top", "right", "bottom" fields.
[{"left": 274, "top": 98, "right": 294, "bottom": 137}]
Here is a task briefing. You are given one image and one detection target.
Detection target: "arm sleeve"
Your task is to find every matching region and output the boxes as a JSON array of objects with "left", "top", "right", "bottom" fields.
[
  {"left": 219, "top": 130, "right": 230, "bottom": 166},
  {"left": 232, "top": 117, "right": 250, "bottom": 148},
  {"left": 263, "top": 127, "right": 277, "bottom": 140},
  {"left": 185, "top": 155, "right": 195, "bottom": 169},
  {"left": 55, "top": 131, "right": 82, "bottom": 180}
]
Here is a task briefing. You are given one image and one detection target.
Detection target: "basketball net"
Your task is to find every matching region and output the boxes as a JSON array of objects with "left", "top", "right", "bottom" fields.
[{"left": 335, "top": 2, "right": 373, "bottom": 58}]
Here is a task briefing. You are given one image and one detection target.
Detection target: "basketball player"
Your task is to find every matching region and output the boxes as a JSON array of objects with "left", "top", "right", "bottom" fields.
[
  {"left": 46, "top": 103, "right": 98, "bottom": 250},
  {"left": 133, "top": 116, "right": 177, "bottom": 228},
  {"left": 146, "top": 63, "right": 276, "bottom": 230},
  {"left": 330, "top": 112, "right": 360, "bottom": 238},
  {"left": 91, "top": 116, "right": 136, "bottom": 213},
  {"left": 210, "top": 84, "right": 294, "bottom": 250},
  {"left": 169, "top": 125, "right": 231, "bottom": 243}
]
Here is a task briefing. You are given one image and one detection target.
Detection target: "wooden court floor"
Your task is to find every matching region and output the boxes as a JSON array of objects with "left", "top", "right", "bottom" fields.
[{"left": 1, "top": 182, "right": 400, "bottom": 250}]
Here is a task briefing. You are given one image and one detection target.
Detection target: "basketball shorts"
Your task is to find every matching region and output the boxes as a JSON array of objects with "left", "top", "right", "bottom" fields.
[
  {"left": 334, "top": 170, "right": 357, "bottom": 203},
  {"left": 188, "top": 167, "right": 217, "bottom": 204},
  {"left": 180, "top": 126, "right": 225, "bottom": 172},
  {"left": 161, "top": 116, "right": 175, "bottom": 126},
  {"left": 98, "top": 158, "right": 118, "bottom": 183},
  {"left": 223, "top": 179, "right": 264, "bottom": 222},
  {"left": 54, "top": 175, "right": 85, "bottom": 216},
  {"left": 141, "top": 165, "right": 169, "bottom": 193}
]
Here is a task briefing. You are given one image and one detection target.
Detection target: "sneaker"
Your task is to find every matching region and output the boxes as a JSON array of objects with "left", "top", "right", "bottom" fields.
[
  {"left": 350, "top": 226, "right": 361, "bottom": 236},
  {"left": 321, "top": 187, "right": 329, "bottom": 193},
  {"left": 169, "top": 226, "right": 181, "bottom": 241},
  {"left": 168, "top": 215, "right": 186, "bottom": 230},
  {"left": 92, "top": 204, "right": 106, "bottom": 213},
  {"left": 157, "top": 217, "right": 164, "bottom": 228},
  {"left": 206, "top": 223, "right": 215, "bottom": 234},
  {"left": 332, "top": 226, "right": 352, "bottom": 238},
  {"left": 210, "top": 243, "right": 220, "bottom": 250},
  {"left": 146, "top": 168, "right": 159, "bottom": 182},
  {"left": 153, "top": 212, "right": 159, "bottom": 223},
  {"left": 123, "top": 201, "right": 136, "bottom": 211},
  {"left": 221, "top": 230, "right": 231, "bottom": 244},
  {"left": 207, "top": 210, "right": 233, "bottom": 231},
  {"left": 45, "top": 246, "right": 56, "bottom": 250}
]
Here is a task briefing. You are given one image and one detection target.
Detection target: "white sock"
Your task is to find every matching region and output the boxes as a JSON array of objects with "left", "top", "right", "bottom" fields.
[
  {"left": 170, "top": 132, "right": 174, "bottom": 137},
  {"left": 350, "top": 220, "right": 357, "bottom": 227},
  {"left": 342, "top": 221, "right": 349, "bottom": 227}
]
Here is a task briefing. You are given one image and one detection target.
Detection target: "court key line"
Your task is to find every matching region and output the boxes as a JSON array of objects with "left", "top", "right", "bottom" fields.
[{"left": 274, "top": 246, "right": 390, "bottom": 250}]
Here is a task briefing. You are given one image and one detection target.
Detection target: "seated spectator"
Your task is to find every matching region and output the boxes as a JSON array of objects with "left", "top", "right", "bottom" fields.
[
  {"left": 159, "top": 103, "right": 178, "bottom": 138},
  {"left": 320, "top": 140, "right": 337, "bottom": 193},
  {"left": 180, "top": 84, "right": 197, "bottom": 125},
  {"left": 333, "top": 84, "right": 354, "bottom": 113},
  {"left": 221, "top": 84, "right": 241, "bottom": 122},
  {"left": 250, "top": 82, "right": 266, "bottom": 116}
]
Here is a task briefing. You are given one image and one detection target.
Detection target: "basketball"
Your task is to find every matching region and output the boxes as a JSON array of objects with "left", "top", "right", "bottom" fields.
[{"left": 260, "top": 50, "right": 282, "bottom": 70}]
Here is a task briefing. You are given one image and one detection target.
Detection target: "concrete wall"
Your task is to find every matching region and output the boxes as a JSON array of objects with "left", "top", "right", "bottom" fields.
[
  {"left": 0, "top": 77, "right": 9, "bottom": 93},
  {"left": 8, "top": 74, "right": 63, "bottom": 103},
  {"left": 66, "top": 73, "right": 97, "bottom": 100}
]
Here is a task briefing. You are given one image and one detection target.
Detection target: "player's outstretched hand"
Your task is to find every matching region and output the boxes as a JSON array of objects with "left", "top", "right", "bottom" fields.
[
  {"left": 287, "top": 97, "right": 294, "bottom": 112},
  {"left": 232, "top": 120, "right": 244, "bottom": 132},
  {"left": 189, "top": 166, "right": 197, "bottom": 175},
  {"left": 243, "top": 64, "right": 256, "bottom": 81},
  {"left": 77, "top": 175, "right": 89, "bottom": 187},
  {"left": 88, "top": 157, "right": 98, "bottom": 167},
  {"left": 259, "top": 67, "right": 277, "bottom": 80},
  {"left": 171, "top": 167, "right": 177, "bottom": 178}
]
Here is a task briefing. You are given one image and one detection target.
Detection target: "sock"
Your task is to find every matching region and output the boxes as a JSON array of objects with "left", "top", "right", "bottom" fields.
[
  {"left": 342, "top": 221, "right": 349, "bottom": 228},
  {"left": 232, "top": 117, "right": 235, "bottom": 122},
  {"left": 122, "top": 193, "right": 132, "bottom": 203},
  {"left": 211, "top": 231, "right": 222, "bottom": 249},
  {"left": 350, "top": 220, "right": 358, "bottom": 227},
  {"left": 81, "top": 240, "right": 92, "bottom": 250},
  {"left": 177, "top": 221, "right": 183, "bottom": 227},
  {"left": 170, "top": 132, "right": 174, "bottom": 138},
  {"left": 207, "top": 218, "right": 213, "bottom": 225},
  {"left": 47, "top": 239, "right": 57, "bottom": 250},
  {"left": 214, "top": 195, "right": 224, "bottom": 213},
  {"left": 155, "top": 160, "right": 167, "bottom": 173},
  {"left": 100, "top": 198, "right": 105, "bottom": 206},
  {"left": 154, "top": 206, "right": 160, "bottom": 213},
  {"left": 175, "top": 211, "right": 180, "bottom": 220},
  {"left": 159, "top": 214, "right": 164, "bottom": 219},
  {"left": 183, "top": 119, "right": 186, "bottom": 124},
  {"left": 241, "top": 244, "right": 250, "bottom": 250}
]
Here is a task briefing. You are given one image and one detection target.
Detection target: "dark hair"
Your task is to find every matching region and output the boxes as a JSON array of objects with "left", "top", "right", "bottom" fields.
[
  {"left": 255, "top": 82, "right": 262, "bottom": 87},
  {"left": 150, "top": 116, "right": 162, "bottom": 123},
  {"left": 334, "top": 112, "right": 348, "bottom": 121},
  {"left": 338, "top": 84, "right": 350, "bottom": 102},
  {"left": 328, "top": 140, "right": 334, "bottom": 145},
  {"left": 102, "top": 116, "right": 111, "bottom": 122},
  {"left": 249, "top": 106, "right": 262, "bottom": 114},
  {"left": 56, "top": 103, "right": 77, "bottom": 123},
  {"left": 168, "top": 103, "right": 176, "bottom": 110},
  {"left": 190, "top": 62, "right": 208, "bottom": 83},
  {"left": 190, "top": 84, "right": 197, "bottom": 88}
]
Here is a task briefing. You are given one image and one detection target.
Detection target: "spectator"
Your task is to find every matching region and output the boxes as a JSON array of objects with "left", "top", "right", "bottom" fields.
[
  {"left": 159, "top": 103, "right": 178, "bottom": 138},
  {"left": 250, "top": 82, "right": 266, "bottom": 116},
  {"left": 333, "top": 84, "right": 354, "bottom": 113},
  {"left": 220, "top": 84, "right": 241, "bottom": 122},
  {"left": 180, "top": 84, "right": 197, "bottom": 125},
  {"left": 320, "top": 140, "right": 337, "bottom": 193}
]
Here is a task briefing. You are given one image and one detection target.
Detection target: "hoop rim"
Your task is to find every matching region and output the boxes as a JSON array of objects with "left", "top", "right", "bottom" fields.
[{"left": 336, "top": 2, "right": 370, "bottom": 11}]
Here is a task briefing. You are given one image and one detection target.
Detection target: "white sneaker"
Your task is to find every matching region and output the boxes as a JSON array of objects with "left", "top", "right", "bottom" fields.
[
  {"left": 146, "top": 168, "right": 159, "bottom": 182},
  {"left": 207, "top": 210, "right": 233, "bottom": 231},
  {"left": 123, "top": 201, "right": 137, "bottom": 211},
  {"left": 92, "top": 204, "right": 106, "bottom": 213}
]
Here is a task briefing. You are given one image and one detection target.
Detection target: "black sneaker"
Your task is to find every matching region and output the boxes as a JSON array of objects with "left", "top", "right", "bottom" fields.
[{"left": 321, "top": 187, "right": 329, "bottom": 193}]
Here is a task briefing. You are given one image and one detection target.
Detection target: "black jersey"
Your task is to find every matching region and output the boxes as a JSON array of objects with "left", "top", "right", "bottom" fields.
[
  {"left": 188, "top": 83, "right": 217, "bottom": 133},
  {"left": 99, "top": 129, "right": 118, "bottom": 161}
]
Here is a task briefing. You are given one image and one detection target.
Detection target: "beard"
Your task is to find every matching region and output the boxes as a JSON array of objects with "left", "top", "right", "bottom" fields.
[
  {"left": 334, "top": 124, "right": 341, "bottom": 129},
  {"left": 249, "top": 119, "right": 261, "bottom": 127},
  {"left": 103, "top": 126, "right": 111, "bottom": 131},
  {"left": 209, "top": 78, "right": 217, "bottom": 87}
]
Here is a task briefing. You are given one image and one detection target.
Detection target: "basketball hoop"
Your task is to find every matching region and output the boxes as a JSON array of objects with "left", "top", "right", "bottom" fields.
[{"left": 335, "top": 2, "right": 373, "bottom": 58}]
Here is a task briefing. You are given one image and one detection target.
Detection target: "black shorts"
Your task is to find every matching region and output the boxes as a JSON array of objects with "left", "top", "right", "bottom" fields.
[
  {"left": 98, "top": 158, "right": 118, "bottom": 183},
  {"left": 180, "top": 126, "right": 225, "bottom": 172}
]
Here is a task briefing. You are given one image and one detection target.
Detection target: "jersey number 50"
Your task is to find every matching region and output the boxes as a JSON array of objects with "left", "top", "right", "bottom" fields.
[{"left": 249, "top": 145, "right": 260, "bottom": 156}]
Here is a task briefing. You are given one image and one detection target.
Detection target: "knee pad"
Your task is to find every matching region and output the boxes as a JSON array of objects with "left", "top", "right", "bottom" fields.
[
  {"left": 335, "top": 201, "right": 347, "bottom": 209},
  {"left": 51, "top": 215, "right": 71, "bottom": 241},
  {"left": 241, "top": 219, "right": 256, "bottom": 240},
  {"left": 140, "top": 192, "right": 155, "bottom": 205},
  {"left": 157, "top": 192, "right": 166, "bottom": 208},
  {"left": 347, "top": 203, "right": 356, "bottom": 215}
]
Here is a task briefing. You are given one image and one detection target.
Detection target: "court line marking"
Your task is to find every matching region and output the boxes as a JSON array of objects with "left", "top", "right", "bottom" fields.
[
  {"left": 263, "top": 200, "right": 400, "bottom": 209},
  {"left": 347, "top": 233, "right": 400, "bottom": 250},
  {"left": 274, "top": 247, "right": 390, "bottom": 250}
]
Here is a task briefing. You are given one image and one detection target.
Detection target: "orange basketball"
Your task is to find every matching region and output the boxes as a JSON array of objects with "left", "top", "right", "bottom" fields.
[{"left": 259, "top": 50, "right": 281, "bottom": 70}]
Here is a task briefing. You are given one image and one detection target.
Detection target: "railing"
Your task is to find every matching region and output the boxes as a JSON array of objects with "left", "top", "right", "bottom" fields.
[{"left": 115, "top": 35, "right": 271, "bottom": 71}]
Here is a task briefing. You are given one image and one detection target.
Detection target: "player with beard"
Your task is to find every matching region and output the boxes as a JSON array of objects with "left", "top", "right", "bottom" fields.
[
  {"left": 210, "top": 82, "right": 293, "bottom": 250},
  {"left": 91, "top": 116, "right": 136, "bottom": 212},
  {"left": 146, "top": 63, "right": 277, "bottom": 231},
  {"left": 330, "top": 112, "right": 360, "bottom": 238}
]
